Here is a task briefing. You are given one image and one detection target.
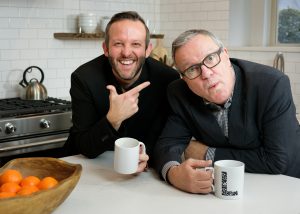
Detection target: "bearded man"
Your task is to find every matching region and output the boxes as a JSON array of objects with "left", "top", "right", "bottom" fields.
[{"left": 64, "top": 11, "right": 179, "bottom": 172}]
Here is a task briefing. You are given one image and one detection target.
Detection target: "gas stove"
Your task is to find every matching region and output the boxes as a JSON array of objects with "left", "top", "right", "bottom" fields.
[{"left": 0, "top": 97, "right": 72, "bottom": 159}]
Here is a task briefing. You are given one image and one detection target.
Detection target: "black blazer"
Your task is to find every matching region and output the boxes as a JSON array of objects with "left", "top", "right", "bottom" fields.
[
  {"left": 64, "top": 55, "right": 179, "bottom": 166},
  {"left": 154, "top": 58, "right": 300, "bottom": 178}
]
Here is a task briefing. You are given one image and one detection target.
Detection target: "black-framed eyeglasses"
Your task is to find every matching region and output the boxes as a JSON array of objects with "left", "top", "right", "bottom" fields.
[{"left": 181, "top": 47, "right": 223, "bottom": 80}]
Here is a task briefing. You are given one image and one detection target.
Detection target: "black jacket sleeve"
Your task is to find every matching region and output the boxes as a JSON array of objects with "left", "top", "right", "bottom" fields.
[{"left": 64, "top": 66, "right": 120, "bottom": 158}]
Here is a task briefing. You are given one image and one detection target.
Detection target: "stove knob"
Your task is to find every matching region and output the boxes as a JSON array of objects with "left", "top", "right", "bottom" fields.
[
  {"left": 40, "top": 119, "right": 51, "bottom": 129},
  {"left": 5, "top": 123, "right": 16, "bottom": 134}
]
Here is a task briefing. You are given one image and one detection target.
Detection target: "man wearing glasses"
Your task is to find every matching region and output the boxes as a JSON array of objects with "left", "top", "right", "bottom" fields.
[{"left": 154, "top": 29, "right": 300, "bottom": 193}]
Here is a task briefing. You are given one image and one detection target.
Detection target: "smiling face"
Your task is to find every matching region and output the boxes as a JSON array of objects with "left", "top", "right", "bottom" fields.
[
  {"left": 174, "top": 34, "right": 235, "bottom": 105},
  {"left": 102, "top": 19, "right": 152, "bottom": 88}
]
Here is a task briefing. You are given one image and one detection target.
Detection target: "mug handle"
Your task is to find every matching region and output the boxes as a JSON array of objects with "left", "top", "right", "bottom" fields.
[{"left": 139, "top": 142, "right": 146, "bottom": 154}]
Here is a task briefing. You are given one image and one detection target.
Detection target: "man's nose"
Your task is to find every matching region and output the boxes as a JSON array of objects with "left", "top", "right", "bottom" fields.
[
  {"left": 200, "top": 65, "right": 213, "bottom": 79},
  {"left": 121, "top": 45, "right": 132, "bottom": 56}
]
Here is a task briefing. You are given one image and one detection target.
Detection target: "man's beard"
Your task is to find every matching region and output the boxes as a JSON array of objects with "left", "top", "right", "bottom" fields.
[{"left": 108, "top": 55, "right": 146, "bottom": 82}]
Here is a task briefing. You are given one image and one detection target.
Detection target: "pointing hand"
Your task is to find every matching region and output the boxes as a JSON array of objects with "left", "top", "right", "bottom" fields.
[{"left": 106, "top": 81, "right": 150, "bottom": 130}]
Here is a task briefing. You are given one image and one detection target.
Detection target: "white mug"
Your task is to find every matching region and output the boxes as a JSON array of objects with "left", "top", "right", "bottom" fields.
[
  {"left": 114, "top": 137, "right": 146, "bottom": 174},
  {"left": 214, "top": 160, "right": 245, "bottom": 200}
]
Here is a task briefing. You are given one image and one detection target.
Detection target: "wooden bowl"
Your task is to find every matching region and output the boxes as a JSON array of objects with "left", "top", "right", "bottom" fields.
[{"left": 0, "top": 157, "right": 82, "bottom": 214}]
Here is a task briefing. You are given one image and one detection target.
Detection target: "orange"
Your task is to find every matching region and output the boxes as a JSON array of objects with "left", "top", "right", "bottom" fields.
[
  {"left": 37, "top": 177, "right": 58, "bottom": 190},
  {"left": 0, "top": 191, "right": 16, "bottom": 199},
  {"left": 17, "top": 186, "right": 39, "bottom": 196},
  {"left": 0, "top": 169, "right": 23, "bottom": 185},
  {"left": 0, "top": 182, "right": 21, "bottom": 193},
  {"left": 20, "top": 176, "right": 40, "bottom": 187}
]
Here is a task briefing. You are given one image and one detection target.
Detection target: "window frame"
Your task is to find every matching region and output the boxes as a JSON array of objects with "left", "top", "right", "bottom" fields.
[{"left": 271, "top": 0, "right": 300, "bottom": 46}]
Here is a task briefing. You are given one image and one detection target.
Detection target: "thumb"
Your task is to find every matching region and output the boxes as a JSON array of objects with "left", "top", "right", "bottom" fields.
[{"left": 106, "top": 85, "right": 118, "bottom": 97}]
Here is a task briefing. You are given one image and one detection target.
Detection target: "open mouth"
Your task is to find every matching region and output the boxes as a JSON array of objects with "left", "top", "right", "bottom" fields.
[
  {"left": 208, "top": 82, "right": 219, "bottom": 89},
  {"left": 119, "top": 59, "right": 135, "bottom": 66}
]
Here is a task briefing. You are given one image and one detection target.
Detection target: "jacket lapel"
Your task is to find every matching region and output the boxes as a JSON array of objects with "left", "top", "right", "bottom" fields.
[{"left": 228, "top": 64, "right": 246, "bottom": 146}]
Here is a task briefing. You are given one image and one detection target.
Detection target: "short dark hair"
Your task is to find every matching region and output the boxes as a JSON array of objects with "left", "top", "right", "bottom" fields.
[{"left": 104, "top": 11, "right": 150, "bottom": 49}]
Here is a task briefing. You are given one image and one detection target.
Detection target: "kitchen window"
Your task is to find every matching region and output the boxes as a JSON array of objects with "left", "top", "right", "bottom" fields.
[{"left": 272, "top": 0, "right": 300, "bottom": 45}]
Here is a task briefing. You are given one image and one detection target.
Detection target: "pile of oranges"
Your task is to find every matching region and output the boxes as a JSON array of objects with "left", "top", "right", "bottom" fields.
[{"left": 0, "top": 169, "right": 58, "bottom": 199}]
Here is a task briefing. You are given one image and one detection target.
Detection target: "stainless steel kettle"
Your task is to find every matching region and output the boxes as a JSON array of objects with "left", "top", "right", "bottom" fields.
[{"left": 19, "top": 66, "right": 48, "bottom": 100}]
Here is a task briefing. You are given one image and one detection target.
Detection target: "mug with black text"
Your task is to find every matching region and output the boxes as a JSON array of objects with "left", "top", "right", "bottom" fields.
[{"left": 214, "top": 160, "right": 245, "bottom": 200}]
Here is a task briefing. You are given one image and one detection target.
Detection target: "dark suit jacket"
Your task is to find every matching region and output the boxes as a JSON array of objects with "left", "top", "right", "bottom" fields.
[
  {"left": 154, "top": 58, "right": 300, "bottom": 178},
  {"left": 64, "top": 55, "right": 179, "bottom": 166}
]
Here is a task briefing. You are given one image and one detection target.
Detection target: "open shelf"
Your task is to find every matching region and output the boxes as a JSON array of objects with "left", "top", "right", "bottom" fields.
[{"left": 54, "top": 32, "right": 164, "bottom": 40}]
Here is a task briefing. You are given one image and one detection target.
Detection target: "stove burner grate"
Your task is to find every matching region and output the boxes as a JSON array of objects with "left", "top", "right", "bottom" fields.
[{"left": 0, "top": 97, "right": 71, "bottom": 118}]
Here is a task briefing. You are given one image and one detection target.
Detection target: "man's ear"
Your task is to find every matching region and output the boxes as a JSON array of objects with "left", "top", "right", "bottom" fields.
[
  {"left": 145, "top": 42, "right": 153, "bottom": 58},
  {"left": 102, "top": 42, "right": 109, "bottom": 57}
]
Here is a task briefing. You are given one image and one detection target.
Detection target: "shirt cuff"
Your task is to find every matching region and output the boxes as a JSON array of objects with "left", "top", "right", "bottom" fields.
[
  {"left": 206, "top": 147, "right": 216, "bottom": 161},
  {"left": 161, "top": 161, "right": 180, "bottom": 182}
]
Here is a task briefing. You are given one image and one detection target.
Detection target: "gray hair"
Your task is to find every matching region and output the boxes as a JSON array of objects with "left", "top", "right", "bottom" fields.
[{"left": 172, "top": 29, "right": 224, "bottom": 60}]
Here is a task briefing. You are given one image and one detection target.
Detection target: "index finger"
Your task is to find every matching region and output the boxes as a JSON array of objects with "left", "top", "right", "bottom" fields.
[
  {"left": 187, "top": 159, "right": 212, "bottom": 168},
  {"left": 127, "top": 81, "right": 150, "bottom": 95}
]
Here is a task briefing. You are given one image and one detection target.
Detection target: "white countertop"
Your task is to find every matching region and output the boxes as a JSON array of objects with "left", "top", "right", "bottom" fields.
[{"left": 54, "top": 152, "right": 300, "bottom": 214}]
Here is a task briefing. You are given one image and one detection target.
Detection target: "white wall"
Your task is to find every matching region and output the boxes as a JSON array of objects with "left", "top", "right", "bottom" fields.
[
  {"left": 159, "top": 0, "right": 229, "bottom": 50},
  {"left": 228, "top": 0, "right": 272, "bottom": 47}
]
